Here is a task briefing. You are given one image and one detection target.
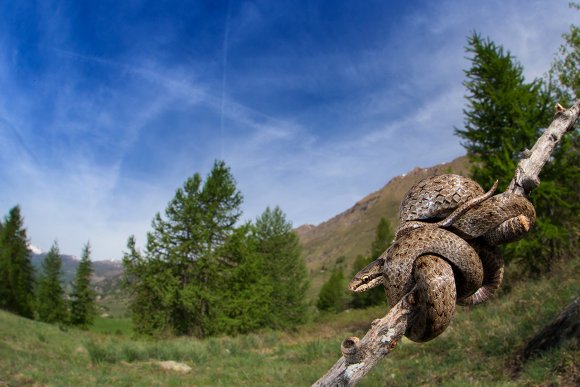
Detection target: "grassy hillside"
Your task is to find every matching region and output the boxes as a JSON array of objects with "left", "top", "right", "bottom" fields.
[
  {"left": 297, "top": 156, "right": 471, "bottom": 299},
  {"left": 1, "top": 256, "right": 577, "bottom": 386}
]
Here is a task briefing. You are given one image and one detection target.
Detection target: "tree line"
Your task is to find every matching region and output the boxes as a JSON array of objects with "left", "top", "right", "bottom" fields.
[
  {"left": 122, "top": 160, "right": 309, "bottom": 337},
  {"left": 0, "top": 206, "right": 96, "bottom": 327}
]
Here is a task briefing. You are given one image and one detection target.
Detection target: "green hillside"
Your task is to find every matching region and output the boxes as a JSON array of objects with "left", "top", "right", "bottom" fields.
[{"left": 1, "top": 256, "right": 577, "bottom": 386}]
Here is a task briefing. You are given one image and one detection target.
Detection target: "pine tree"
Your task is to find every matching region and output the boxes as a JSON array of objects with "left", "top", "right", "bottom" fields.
[
  {"left": 455, "top": 33, "right": 552, "bottom": 191},
  {"left": 350, "top": 217, "right": 392, "bottom": 309},
  {"left": 122, "top": 235, "right": 167, "bottom": 334},
  {"left": 0, "top": 206, "right": 35, "bottom": 318},
  {"left": 455, "top": 33, "right": 576, "bottom": 275},
  {"left": 370, "top": 217, "right": 394, "bottom": 260},
  {"left": 212, "top": 224, "right": 273, "bottom": 335},
  {"left": 123, "top": 160, "right": 244, "bottom": 337},
  {"left": 70, "top": 243, "right": 96, "bottom": 327},
  {"left": 36, "top": 242, "right": 68, "bottom": 324},
  {"left": 254, "top": 206, "right": 309, "bottom": 329},
  {"left": 317, "top": 267, "right": 347, "bottom": 313}
]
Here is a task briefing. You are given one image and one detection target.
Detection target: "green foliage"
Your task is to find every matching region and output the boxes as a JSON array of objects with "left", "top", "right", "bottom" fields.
[
  {"left": 123, "top": 160, "right": 243, "bottom": 337},
  {"left": 123, "top": 238, "right": 170, "bottom": 335},
  {"left": 549, "top": 4, "right": 580, "bottom": 105},
  {"left": 456, "top": 32, "right": 578, "bottom": 275},
  {"left": 211, "top": 224, "right": 273, "bottom": 335},
  {"left": 350, "top": 217, "right": 392, "bottom": 309},
  {"left": 123, "top": 162, "right": 309, "bottom": 337},
  {"left": 36, "top": 242, "right": 68, "bottom": 324},
  {"left": 316, "top": 267, "right": 347, "bottom": 312},
  {"left": 455, "top": 33, "right": 552, "bottom": 191},
  {"left": 0, "top": 205, "right": 35, "bottom": 318},
  {"left": 254, "top": 206, "right": 309, "bottom": 329},
  {"left": 70, "top": 243, "right": 96, "bottom": 328},
  {"left": 370, "top": 217, "right": 393, "bottom": 260}
]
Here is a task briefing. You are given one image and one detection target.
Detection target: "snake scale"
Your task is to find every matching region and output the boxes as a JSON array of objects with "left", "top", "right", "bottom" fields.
[{"left": 349, "top": 174, "right": 536, "bottom": 342}]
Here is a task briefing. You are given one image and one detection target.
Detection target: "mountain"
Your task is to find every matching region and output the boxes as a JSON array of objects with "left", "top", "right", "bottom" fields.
[
  {"left": 30, "top": 252, "right": 123, "bottom": 295},
  {"left": 296, "top": 155, "right": 471, "bottom": 298}
]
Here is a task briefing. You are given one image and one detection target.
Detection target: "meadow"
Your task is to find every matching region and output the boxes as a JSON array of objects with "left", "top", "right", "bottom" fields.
[{"left": 1, "top": 257, "right": 577, "bottom": 386}]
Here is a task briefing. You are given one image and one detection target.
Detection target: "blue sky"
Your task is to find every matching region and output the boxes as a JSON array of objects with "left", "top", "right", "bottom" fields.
[{"left": 0, "top": 0, "right": 576, "bottom": 260}]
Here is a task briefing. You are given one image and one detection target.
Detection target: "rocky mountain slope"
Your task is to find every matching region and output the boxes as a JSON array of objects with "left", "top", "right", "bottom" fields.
[{"left": 296, "top": 156, "right": 471, "bottom": 297}]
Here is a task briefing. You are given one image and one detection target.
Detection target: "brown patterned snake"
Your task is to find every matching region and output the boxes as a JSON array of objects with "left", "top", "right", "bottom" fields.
[{"left": 349, "top": 174, "right": 536, "bottom": 342}]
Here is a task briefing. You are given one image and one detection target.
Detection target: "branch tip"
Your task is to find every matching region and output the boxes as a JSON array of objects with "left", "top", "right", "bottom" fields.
[{"left": 341, "top": 337, "right": 363, "bottom": 364}]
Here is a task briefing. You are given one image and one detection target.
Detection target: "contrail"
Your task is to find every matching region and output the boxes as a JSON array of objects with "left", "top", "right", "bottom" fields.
[
  {"left": 0, "top": 116, "right": 39, "bottom": 163},
  {"left": 220, "top": 0, "right": 232, "bottom": 160}
]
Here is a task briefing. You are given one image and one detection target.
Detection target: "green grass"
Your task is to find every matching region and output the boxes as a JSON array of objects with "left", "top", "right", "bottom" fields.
[
  {"left": 90, "top": 317, "right": 133, "bottom": 336},
  {"left": 0, "top": 257, "right": 577, "bottom": 386}
]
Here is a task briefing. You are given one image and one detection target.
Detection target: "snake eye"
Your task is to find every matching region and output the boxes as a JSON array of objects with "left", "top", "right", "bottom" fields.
[{"left": 362, "top": 275, "right": 370, "bottom": 283}]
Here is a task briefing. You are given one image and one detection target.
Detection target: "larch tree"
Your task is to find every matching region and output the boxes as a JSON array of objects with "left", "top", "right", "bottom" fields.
[
  {"left": 122, "top": 235, "right": 167, "bottom": 334},
  {"left": 211, "top": 223, "right": 273, "bottom": 335},
  {"left": 36, "top": 242, "right": 68, "bottom": 324},
  {"left": 455, "top": 33, "right": 576, "bottom": 275},
  {"left": 350, "top": 217, "right": 393, "bottom": 309},
  {"left": 70, "top": 242, "right": 96, "bottom": 327},
  {"left": 123, "top": 160, "right": 243, "bottom": 337},
  {"left": 254, "top": 206, "right": 309, "bottom": 328},
  {"left": 317, "top": 267, "right": 347, "bottom": 313},
  {"left": 0, "top": 206, "right": 35, "bottom": 318}
]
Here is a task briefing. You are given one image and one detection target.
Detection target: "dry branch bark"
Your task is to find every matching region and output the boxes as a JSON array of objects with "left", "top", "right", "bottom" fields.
[{"left": 312, "top": 100, "right": 580, "bottom": 387}]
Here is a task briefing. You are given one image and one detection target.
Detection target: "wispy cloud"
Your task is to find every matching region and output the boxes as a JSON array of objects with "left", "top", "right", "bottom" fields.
[{"left": 0, "top": 0, "right": 575, "bottom": 260}]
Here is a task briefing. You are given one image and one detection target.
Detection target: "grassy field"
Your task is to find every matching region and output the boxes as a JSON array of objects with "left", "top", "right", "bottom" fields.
[
  {"left": 1, "top": 257, "right": 578, "bottom": 386},
  {"left": 90, "top": 317, "right": 133, "bottom": 336}
]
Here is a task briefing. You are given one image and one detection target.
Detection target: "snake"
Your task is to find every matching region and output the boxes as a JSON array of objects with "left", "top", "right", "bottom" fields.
[{"left": 349, "top": 174, "right": 536, "bottom": 342}]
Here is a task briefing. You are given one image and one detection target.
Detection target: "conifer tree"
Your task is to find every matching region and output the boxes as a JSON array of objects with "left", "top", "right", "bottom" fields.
[
  {"left": 123, "top": 160, "right": 243, "bottom": 337},
  {"left": 370, "top": 217, "right": 394, "bottom": 260},
  {"left": 36, "top": 242, "right": 68, "bottom": 324},
  {"left": 254, "top": 206, "right": 309, "bottom": 328},
  {"left": 317, "top": 267, "right": 347, "bottom": 313},
  {"left": 0, "top": 206, "right": 35, "bottom": 318},
  {"left": 455, "top": 33, "right": 576, "bottom": 275},
  {"left": 122, "top": 235, "right": 167, "bottom": 334},
  {"left": 212, "top": 224, "right": 273, "bottom": 335},
  {"left": 350, "top": 217, "right": 392, "bottom": 309},
  {"left": 70, "top": 242, "right": 96, "bottom": 327}
]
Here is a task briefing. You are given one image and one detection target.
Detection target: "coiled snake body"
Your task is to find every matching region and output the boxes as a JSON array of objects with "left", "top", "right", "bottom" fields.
[{"left": 349, "top": 174, "right": 536, "bottom": 342}]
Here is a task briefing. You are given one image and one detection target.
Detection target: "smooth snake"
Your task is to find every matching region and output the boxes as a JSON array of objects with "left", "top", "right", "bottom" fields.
[{"left": 349, "top": 174, "right": 536, "bottom": 342}]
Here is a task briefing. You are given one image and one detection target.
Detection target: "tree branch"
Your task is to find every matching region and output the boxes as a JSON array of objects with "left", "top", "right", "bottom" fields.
[
  {"left": 312, "top": 101, "right": 580, "bottom": 387},
  {"left": 507, "top": 101, "right": 580, "bottom": 196}
]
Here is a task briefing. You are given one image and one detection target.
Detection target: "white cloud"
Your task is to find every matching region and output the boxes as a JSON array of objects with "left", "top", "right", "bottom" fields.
[{"left": 1, "top": 0, "right": 576, "bottom": 260}]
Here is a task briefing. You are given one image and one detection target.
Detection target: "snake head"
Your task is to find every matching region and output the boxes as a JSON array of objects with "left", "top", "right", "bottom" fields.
[{"left": 348, "top": 257, "right": 385, "bottom": 292}]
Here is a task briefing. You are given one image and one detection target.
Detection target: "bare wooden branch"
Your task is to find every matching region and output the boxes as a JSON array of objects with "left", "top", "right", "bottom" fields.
[
  {"left": 507, "top": 100, "right": 580, "bottom": 196},
  {"left": 313, "top": 289, "right": 417, "bottom": 387},
  {"left": 312, "top": 101, "right": 580, "bottom": 387}
]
